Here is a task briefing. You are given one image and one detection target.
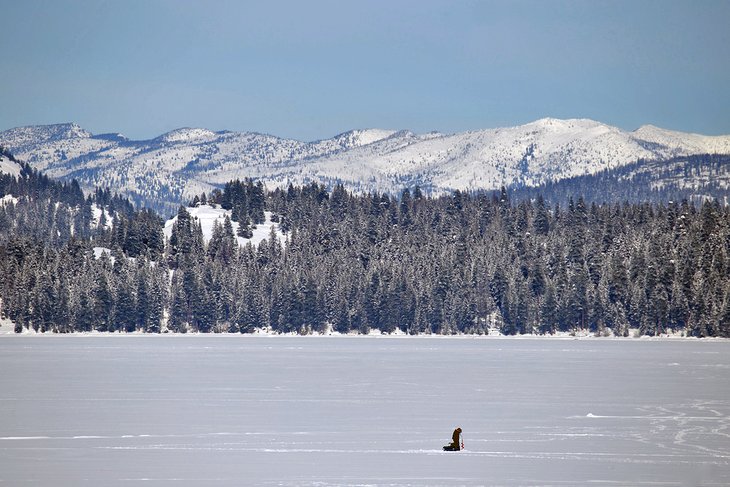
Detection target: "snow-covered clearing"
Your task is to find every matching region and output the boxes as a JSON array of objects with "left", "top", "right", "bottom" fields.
[
  {"left": 92, "top": 246, "right": 115, "bottom": 265},
  {"left": 0, "top": 194, "right": 18, "bottom": 206},
  {"left": 163, "top": 205, "right": 284, "bottom": 247},
  {"left": 91, "top": 204, "right": 113, "bottom": 229},
  {"left": 0, "top": 336, "right": 728, "bottom": 486}
]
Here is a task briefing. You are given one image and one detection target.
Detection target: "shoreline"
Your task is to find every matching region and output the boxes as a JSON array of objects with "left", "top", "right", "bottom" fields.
[{"left": 0, "top": 323, "right": 726, "bottom": 341}]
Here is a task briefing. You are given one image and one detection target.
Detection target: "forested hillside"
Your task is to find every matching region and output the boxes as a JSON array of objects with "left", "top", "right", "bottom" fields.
[
  {"left": 511, "top": 153, "right": 730, "bottom": 207},
  {"left": 1, "top": 160, "right": 729, "bottom": 336}
]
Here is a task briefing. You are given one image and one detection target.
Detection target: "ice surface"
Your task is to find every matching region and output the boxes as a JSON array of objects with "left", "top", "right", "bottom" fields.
[{"left": 0, "top": 337, "right": 728, "bottom": 486}]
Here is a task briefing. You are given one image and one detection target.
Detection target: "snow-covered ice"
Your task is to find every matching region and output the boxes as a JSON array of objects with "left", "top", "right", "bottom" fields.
[{"left": 0, "top": 336, "right": 728, "bottom": 486}]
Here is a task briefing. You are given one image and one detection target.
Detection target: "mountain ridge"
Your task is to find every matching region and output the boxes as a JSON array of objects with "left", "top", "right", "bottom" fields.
[{"left": 2, "top": 118, "right": 729, "bottom": 214}]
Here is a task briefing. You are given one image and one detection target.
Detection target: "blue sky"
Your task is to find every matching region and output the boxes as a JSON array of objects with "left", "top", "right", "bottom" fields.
[{"left": 1, "top": 0, "right": 728, "bottom": 140}]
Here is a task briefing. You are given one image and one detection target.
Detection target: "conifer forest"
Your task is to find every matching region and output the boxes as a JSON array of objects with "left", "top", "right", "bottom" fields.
[{"left": 1, "top": 155, "right": 729, "bottom": 337}]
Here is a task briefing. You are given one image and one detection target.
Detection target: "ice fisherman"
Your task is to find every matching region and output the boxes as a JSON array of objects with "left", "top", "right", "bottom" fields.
[{"left": 443, "top": 427, "right": 462, "bottom": 451}]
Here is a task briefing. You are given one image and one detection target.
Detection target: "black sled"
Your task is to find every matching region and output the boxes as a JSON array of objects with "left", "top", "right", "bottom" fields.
[{"left": 442, "top": 444, "right": 460, "bottom": 451}]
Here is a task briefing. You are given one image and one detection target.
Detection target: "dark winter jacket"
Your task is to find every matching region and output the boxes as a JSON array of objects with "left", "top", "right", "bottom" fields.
[{"left": 450, "top": 427, "right": 462, "bottom": 449}]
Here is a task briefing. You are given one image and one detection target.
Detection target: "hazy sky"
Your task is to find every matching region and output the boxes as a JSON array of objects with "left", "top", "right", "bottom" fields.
[{"left": 1, "top": 0, "right": 728, "bottom": 140}]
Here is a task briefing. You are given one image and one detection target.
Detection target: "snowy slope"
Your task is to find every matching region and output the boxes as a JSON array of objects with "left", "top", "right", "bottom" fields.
[
  {"left": 632, "top": 125, "right": 730, "bottom": 156},
  {"left": 295, "top": 118, "right": 667, "bottom": 192},
  {"left": 0, "top": 152, "right": 22, "bottom": 177},
  {"left": 2, "top": 119, "right": 729, "bottom": 212},
  {"left": 0, "top": 144, "right": 23, "bottom": 177}
]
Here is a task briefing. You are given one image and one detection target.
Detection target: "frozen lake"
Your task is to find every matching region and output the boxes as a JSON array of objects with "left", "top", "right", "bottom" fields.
[{"left": 1, "top": 336, "right": 728, "bottom": 486}]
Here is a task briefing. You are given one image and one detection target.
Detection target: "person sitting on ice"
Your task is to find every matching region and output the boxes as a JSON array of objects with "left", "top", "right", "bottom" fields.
[{"left": 443, "top": 427, "right": 462, "bottom": 451}]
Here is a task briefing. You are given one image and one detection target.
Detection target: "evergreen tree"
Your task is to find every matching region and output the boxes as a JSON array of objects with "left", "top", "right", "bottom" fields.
[
  {"left": 3, "top": 167, "right": 730, "bottom": 338},
  {"left": 539, "top": 283, "right": 558, "bottom": 334},
  {"left": 168, "top": 272, "right": 188, "bottom": 333},
  {"left": 94, "top": 268, "right": 114, "bottom": 332},
  {"left": 114, "top": 266, "right": 137, "bottom": 333}
]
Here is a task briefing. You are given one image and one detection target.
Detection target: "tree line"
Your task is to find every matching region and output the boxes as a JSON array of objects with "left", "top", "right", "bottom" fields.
[{"left": 1, "top": 165, "right": 729, "bottom": 336}]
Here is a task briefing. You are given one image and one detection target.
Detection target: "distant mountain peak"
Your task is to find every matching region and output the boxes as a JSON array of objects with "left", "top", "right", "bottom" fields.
[
  {"left": 527, "top": 117, "right": 608, "bottom": 130},
  {"left": 40, "top": 122, "right": 92, "bottom": 140},
  {"left": 155, "top": 127, "right": 218, "bottom": 144},
  {"left": 0, "top": 122, "right": 92, "bottom": 149},
  {"left": 532, "top": 116, "right": 569, "bottom": 126},
  {"left": 329, "top": 128, "right": 398, "bottom": 148}
]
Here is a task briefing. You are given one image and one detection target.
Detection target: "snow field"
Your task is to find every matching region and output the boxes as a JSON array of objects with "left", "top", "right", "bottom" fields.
[{"left": 0, "top": 336, "right": 728, "bottom": 486}]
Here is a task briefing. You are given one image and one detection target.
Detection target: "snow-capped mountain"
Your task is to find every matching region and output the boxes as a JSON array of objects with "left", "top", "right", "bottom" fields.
[{"left": 1, "top": 119, "right": 729, "bottom": 214}]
